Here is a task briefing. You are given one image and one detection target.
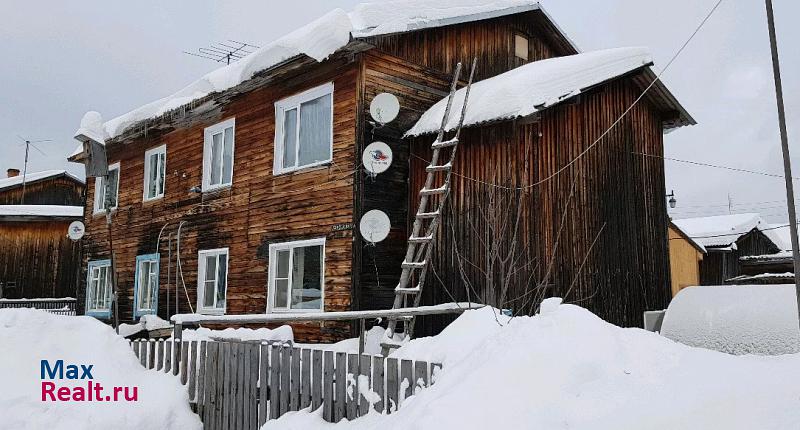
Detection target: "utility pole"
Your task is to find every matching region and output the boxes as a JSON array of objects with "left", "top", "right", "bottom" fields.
[{"left": 764, "top": 0, "right": 800, "bottom": 329}]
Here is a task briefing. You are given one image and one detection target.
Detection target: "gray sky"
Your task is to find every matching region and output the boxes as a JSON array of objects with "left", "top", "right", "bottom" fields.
[{"left": 1, "top": 0, "right": 798, "bottom": 223}]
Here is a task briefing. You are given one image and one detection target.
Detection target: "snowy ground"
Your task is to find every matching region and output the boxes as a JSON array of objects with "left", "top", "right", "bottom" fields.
[
  {"left": 272, "top": 300, "right": 800, "bottom": 430},
  {"left": 0, "top": 309, "right": 201, "bottom": 430}
]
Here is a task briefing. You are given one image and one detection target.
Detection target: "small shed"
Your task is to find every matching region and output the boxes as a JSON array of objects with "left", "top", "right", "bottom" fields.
[{"left": 668, "top": 220, "right": 706, "bottom": 296}]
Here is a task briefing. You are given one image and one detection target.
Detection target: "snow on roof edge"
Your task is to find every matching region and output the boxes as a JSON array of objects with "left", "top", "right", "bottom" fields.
[
  {"left": 669, "top": 221, "right": 707, "bottom": 254},
  {"left": 0, "top": 170, "right": 84, "bottom": 191},
  {"left": 0, "top": 205, "right": 84, "bottom": 218}
]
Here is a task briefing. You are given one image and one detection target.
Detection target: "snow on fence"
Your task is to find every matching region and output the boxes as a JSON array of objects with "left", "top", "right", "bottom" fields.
[
  {"left": 130, "top": 339, "right": 440, "bottom": 428},
  {"left": 0, "top": 297, "right": 76, "bottom": 316}
]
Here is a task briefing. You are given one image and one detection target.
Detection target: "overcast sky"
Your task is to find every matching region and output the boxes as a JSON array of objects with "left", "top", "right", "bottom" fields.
[{"left": 1, "top": 0, "right": 798, "bottom": 224}]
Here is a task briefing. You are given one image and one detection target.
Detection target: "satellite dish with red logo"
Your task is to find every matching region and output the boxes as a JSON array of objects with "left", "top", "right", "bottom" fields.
[{"left": 362, "top": 141, "right": 393, "bottom": 175}]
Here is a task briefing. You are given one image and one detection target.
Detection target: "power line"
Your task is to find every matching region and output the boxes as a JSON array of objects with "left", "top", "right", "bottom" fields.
[{"left": 635, "top": 151, "right": 800, "bottom": 180}]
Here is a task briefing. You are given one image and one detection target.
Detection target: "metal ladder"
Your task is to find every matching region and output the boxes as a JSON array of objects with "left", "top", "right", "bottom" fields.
[{"left": 381, "top": 59, "right": 477, "bottom": 355}]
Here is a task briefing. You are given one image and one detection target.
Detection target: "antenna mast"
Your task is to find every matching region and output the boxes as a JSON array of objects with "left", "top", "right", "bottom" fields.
[
  {"left": 17, "top": 136, "right": 50, "bottom": 204},
  {"left": 183, "top": 40, "right": 259, "bottom": 65}
]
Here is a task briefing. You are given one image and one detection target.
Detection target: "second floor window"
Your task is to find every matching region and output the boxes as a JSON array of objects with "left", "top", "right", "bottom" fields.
[
  {"left": 274, "top": 83, "right": 333, "bottom": 174},
  {"left": 93, "top": 162, "right": 120, "bottom": 213},
  {"left": 203, "top": 118, "right": 235, "bottom": 191},
  {"left": 143, "top": 145, "right": 166, "bottom": 201}
]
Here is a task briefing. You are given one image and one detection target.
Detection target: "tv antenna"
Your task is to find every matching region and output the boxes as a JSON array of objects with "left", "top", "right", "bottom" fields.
[
  {"left": 183, "top": 40, "right": 260, "bottom": 65},
  {"left": 16, "top": 135, "right": 50, "bottom": 204}
]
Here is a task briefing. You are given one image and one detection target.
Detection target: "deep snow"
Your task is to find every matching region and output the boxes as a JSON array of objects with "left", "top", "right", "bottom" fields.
[
  {"left": 0, "top": 309, "right": 201, "bottom": 430},
  {"left": 272, "top": 300, "right": 800, "bottom": 429}
]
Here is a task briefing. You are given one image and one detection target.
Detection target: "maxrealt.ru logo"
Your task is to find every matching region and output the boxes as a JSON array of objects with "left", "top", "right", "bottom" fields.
[{"left": 40, "top": 360, "right": 138, "bottom": 402}]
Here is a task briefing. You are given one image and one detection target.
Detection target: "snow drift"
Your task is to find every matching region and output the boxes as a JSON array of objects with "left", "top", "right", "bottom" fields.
[
  {"left": 0, "top": 309, "right": 201, "bottom": 430},
  {"left": 660, "top": 284, "right": 800, "bottom": 355},
  {"left": 273, "top": 300, "right": 800, "bottom": 429}
]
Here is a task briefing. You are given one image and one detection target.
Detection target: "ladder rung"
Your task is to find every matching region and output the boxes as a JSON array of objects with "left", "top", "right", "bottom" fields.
[
  {"left": 432, "top": 138, "right": 458, "bottom": 149},
  {"left": 420, "top": 185, "right": 447, "bottom": 196},
  {"left": 401, "top": 261, "right": 426, "bottom": 270},
  {"left": 395, "top": 287, "right": 420, "bottom": 295},
  {"left": 415, "top": 210, "right": 439, "bottom": 219},
  {"left": 426, "top": 163, "right": 451, "bottom": 172},
  {"left": 408, "top": 235, "right": 433, "bottom": 243}
]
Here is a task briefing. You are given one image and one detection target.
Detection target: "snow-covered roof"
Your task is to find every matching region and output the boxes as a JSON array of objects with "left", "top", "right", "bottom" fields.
[
  {"left": 669, "top": 220, "right": 707, "bottom": 254},
  {"left": 672, "top": 213, "right": 773, "bottom": 248},
  {"left": 406, "top": 47, "right": 654, "bottom": 136},
  {"left": 740, "top": 251, "right": 793, "bottom": 262},
  {"left": 72, "top": 0, "right": 557, "bottom": 157},
  {"left": 0, "top": 169, "right": 83, "bottom": 191},
  {"left": 0, "top": 205, "right": 83, "bottom": 218},
  {"left": 764, "top": 223, "right": 794, "bottom": 251},
  {"left": 660, "top": 284, "right": 800, "bottom": 355}
]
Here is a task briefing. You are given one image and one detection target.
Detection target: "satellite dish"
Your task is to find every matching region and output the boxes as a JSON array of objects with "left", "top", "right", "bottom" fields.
[
  {"left": 369, "top": 93, "right": 400, "bottom": 124},
  {"left": 362, "top": 141, "right": 393, "bottom": 175},
  {"left": 67, "top": 221, "right": 86, "bottom": 241},
  {"left": 360, "top": 210, "right": 391, "bottom": 243}
]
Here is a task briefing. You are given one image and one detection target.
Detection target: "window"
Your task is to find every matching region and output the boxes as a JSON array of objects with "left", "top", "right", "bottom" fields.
[
  {"left": 134, "top": 254, "right": 159, "bottom": 318},
  {"left": 86, "top": 260, "right": 112, "bottom": 318},
  {"left": 93, "top": 162, "right": 120, "bottom": 213},
  {"left": 202, "top": 118, "right": 235, "bottom": 191},
  {"left": 143, "top": 145, "right": 166, "bottom": 201},
  {"left": 268, "top": 238, "right": 325, "bottom": 312},
  {"left": 197, "top": 248, "right": 229, "bottom": 314},
  {"left": 274, "top": 83, "right": 334, "bottom": 174},
  {"left": 514, "top": 33, "right": 529, "bottom": 61}
]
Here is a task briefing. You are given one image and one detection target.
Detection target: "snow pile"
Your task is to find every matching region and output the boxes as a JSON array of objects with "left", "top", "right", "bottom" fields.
[
  {"left": 74, "top": 111, "right": 108, "bottom": 145},
  {"left": 274, "top": 300, "right": 800, "bottom": 429},
  {"left": 117, "top": 314, "right": 173, "bottom": 338},
  {"left": 672, "top": 213, "right": 770, "bottom": 248},
  {"left": 350, "top": 0, "right": 538, "bottom": 37},
  {"left": 661, "top": 284, "right": 800, "bottom": 355},
  {"left": 177, "top": 325, "right": 294, "bottom": 343},
  {"left": 296, "top": 326, "right": 387, "bottom": 355},
  {"left": 0, "top": 205, "right": 83, "bottom": 218},
  {"left": 0, "top": 309, "right": 201, "bottom": 430},
  {"left": 407, "top": 47, "right": 653, "bottom": 136}
]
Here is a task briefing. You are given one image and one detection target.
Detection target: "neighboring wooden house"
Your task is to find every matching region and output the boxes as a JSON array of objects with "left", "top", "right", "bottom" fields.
[
  {"left": 673, "top": 213, "right": 782, "bottom": 285},
  {"left": 668, "top": 221, "right": 706, "bottom": 296},
  {"left": 67, "top": 0, "right": 692, "bottom": 340},
  {"left": 0, "top": 169, "right": 85, "bottom": 299}
]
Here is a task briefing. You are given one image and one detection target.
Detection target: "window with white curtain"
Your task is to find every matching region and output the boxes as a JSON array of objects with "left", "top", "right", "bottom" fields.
[
  {"left": 86, "top": 260, "right": 112, "bottom": 317},
  {"left": 274, "top": 83, "right": 333, "bottom": 174},
  {"left": 197, "top": 248, "right": 229, "bottom": 314},
  {"left": 203, "top": 118, "right": 235, "bottom": 191},
  {"left": 143, "top": 145, "right": 166, "bottom": 200},
  {"left": 268, "top": 238, "right": 325, "bottom": 312},
  {"left": 93, "top": 162, "right": 120, "bottom": 213}
]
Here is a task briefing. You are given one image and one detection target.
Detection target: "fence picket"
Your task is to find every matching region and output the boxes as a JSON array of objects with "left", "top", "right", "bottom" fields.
[
  {"left": 156, "top": 340, "right": 164, "bottom": 371},
  {"left": 386, "top": 358, "right": 399, "bottom": 414},
  {"left": 204, "top": 342, "right": 217, "bottom": 429},
  {"left": 300, "top": 349, "right": 311, "bottom": 409},
  {"left": 197, "top": 341, "right": 207, "bottom": 415},
  {"left": 290, "top": 348, "right": 301, "bottom": 411},
  {"left": 188, "top": 341, "right": 198, "bottom": 399},
  {"left": 334, "top": 352, "right": 347, "bottom": 422},
  {"left": 346, "top": 354, "right": 359, "bottom": 420},
  {"left": 280, "top": 347, "right": 291, "bottom": 416},
  {"left": 269, "top": 345, "right": 281, "bottom": 420},
  {"left": 322, "top": 350, "right": 334, "bottom": 422},
  {"left": 259, "top": 345, "right": 268, "bottom": 428},
  {"left": 164, "top": 341, "right": 172, "bottom": 374},
  {"left": 414, "top": 360, "right": 429, "bottom": 393},
  {"left": 248, "top": 343, "right": 259, "bottom": 430},
  {"left": 358, "top": 355, "right": 371, "bottom": 416},
  {"left": 180, "top": 341, "right": 189, "bottom": 385},
  {"left": 400, "top": 359, "right": 413, "bottom": 404},
  {"left": 372, "top": 356, "right": 385, "bottom": 413}
]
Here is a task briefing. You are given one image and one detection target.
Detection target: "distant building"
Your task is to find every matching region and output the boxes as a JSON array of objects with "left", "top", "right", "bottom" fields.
[
  {"left": 672, "top": 213, "right": 781, "bottom": 285},
  {"left": 668, "top": 221, "right": 706, "bottom": 296},
  {"left": 0, "top": 169, "right": 85, "bottom": 299}
]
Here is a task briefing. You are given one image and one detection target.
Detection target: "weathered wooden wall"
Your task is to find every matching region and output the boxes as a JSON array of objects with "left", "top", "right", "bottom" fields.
[
  {"left": 699, "top": 229, "right": 780, "bottom": 285},
  {"left": 362, "top": 11, "right": 574, "bottom": 81},
  {"left": 79, "top": 57, "right": 360, "bottom": 341},
  {"left": 409, "top": 77, "right": 672, "bottom": 332},
  {"left": 668, "top": 225, "right": 703, "bottom": 296},
  {"left": 0, "top": 221, "right": 82, "bottom": 299},
  {"left": 0, "top": 176, "right": 84, "bottom": 206}
]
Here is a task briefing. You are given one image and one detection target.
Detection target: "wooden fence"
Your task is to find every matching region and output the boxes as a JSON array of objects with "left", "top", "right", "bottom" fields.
[
  {"left": 0, "top": 297, "right": 76, "bottom": 315},
  {"left": 130, "top": 339, "right": 440, "bottom": 429}
]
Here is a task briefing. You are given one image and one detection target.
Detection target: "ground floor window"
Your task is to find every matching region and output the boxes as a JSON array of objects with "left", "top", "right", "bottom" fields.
[
  {"left": 197, "top": 248, "right": 228, "bottom": 314},
  {"left": 134, "top": 254, "right": 159, "bottom": 318},
  {"left": 268, "top": 238, "right": 324, "bottom": 312},
  {"left": 86, "top": 260, "right": 112, "bottom": 318}
]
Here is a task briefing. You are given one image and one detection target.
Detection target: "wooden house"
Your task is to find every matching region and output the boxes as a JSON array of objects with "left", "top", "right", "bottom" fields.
[
  {"left": 668, "top": 221, "right": 706, "bottom": 296},
  {"left": 673, "top": 213, "right": 782, "bottom": 286},
  {"left": 68, "top": 0, "right": 692, "bottom": 340},
  {"left": 0, "top": 169, "right": 85, "bottom": 300}
]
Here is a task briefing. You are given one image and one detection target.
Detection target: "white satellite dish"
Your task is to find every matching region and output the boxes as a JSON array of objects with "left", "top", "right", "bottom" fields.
[
  {"left": 369, "top": 93, "right": 400, "bottom": 124},
  {"left": 67, "top": 221, "right": 86, "bottom": 241},
  {"left": 363, "top": 141, "right": 393, "bottom": 175},
  {"left": 360, "top": 210, "right": 391, "bottom": 243}
]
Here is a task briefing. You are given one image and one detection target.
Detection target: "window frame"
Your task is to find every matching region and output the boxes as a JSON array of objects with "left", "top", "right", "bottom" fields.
[
  {"left": 196, "top": 247, "right": 229, "bottom": 315},
  {"left": 514, "top": 32, "right": 530, "bottom": 61},
  {"left": 85, "top": 259, "right": 112, "bottom": 319},
  {"left": 267, "top": 237, "right": 326, "bottom": 314},
  {"left": 202, "top": 118, "right": 236, "bottom": 192},
  {"left": 133, "top": 254, "right": 160, "bottom": 318},
  {"left": 142, "top": 144, "right": 166, "bottom": 201},
  {"left": 93, "top": 162, "right": 120, "bottom": 214},
  {"left": 273, "top": 82, "right": 334, "bottom": 175}
]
